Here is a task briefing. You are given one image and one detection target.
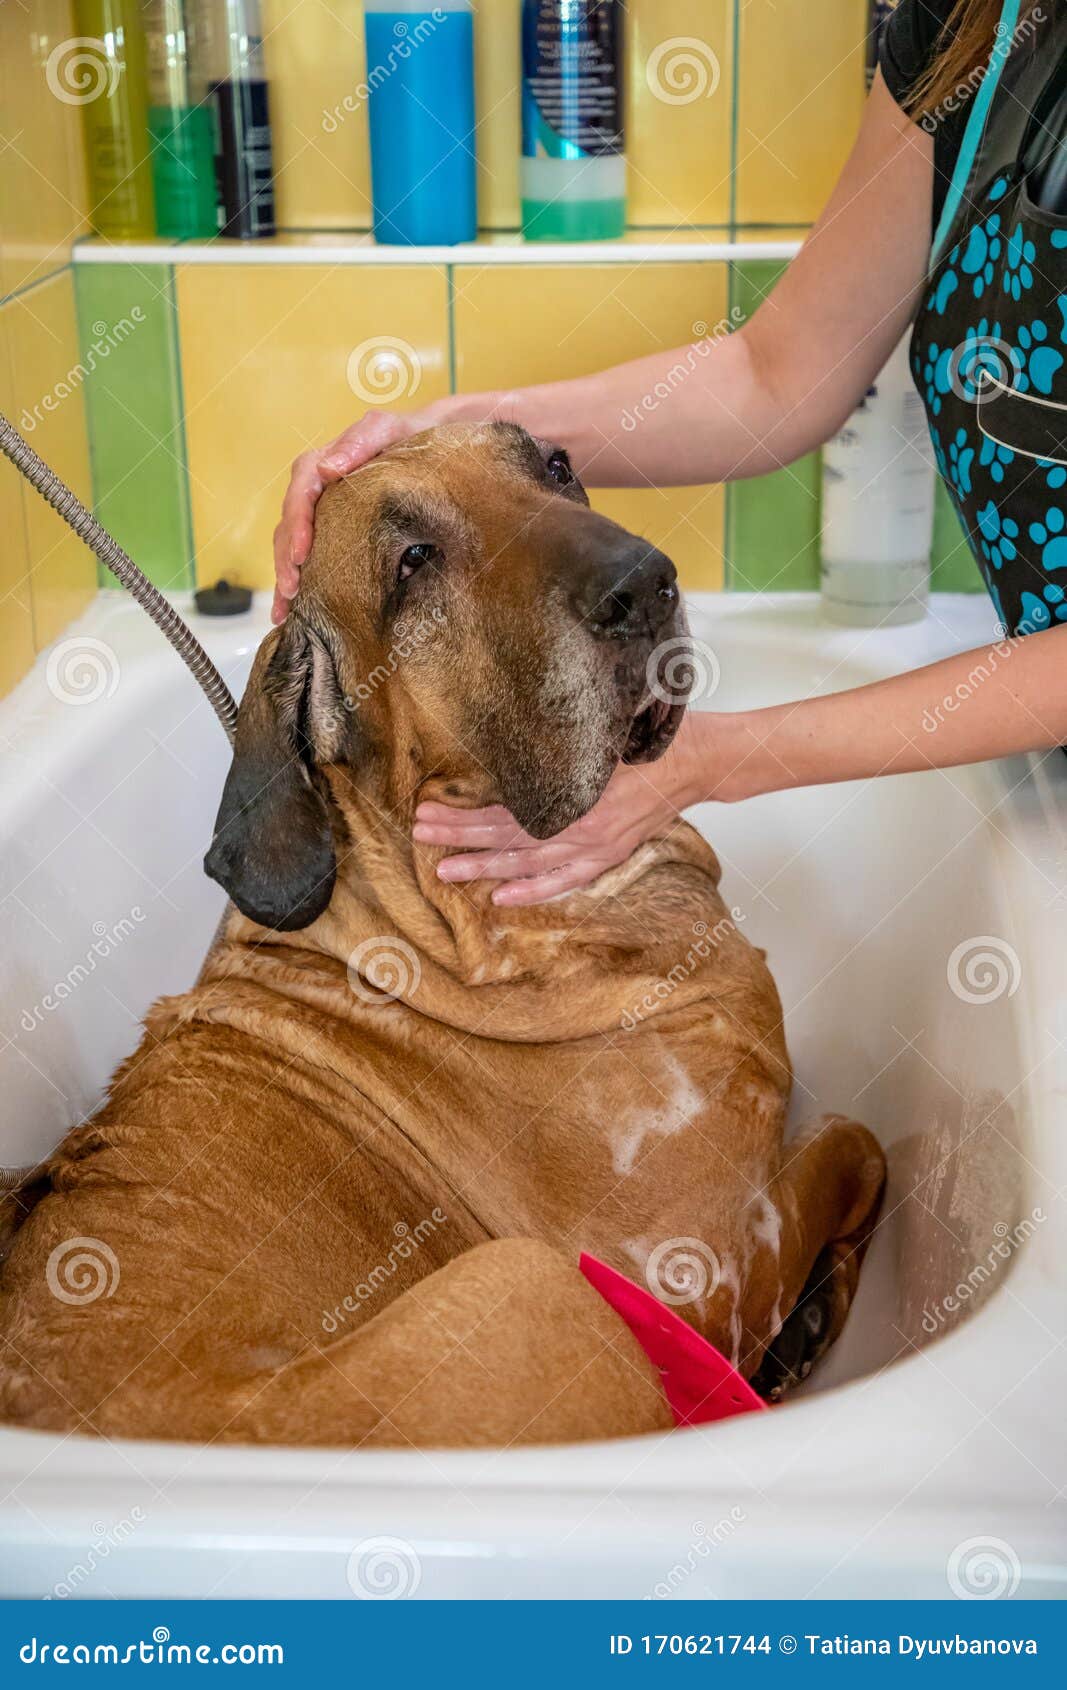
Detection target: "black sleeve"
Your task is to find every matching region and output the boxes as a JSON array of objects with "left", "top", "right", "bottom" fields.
[
  {"left": 879, "top": 0, "right": 957, "bottom": 108},
  {"left": 879, "top": 0, "right": 964, "bottom": 232}
]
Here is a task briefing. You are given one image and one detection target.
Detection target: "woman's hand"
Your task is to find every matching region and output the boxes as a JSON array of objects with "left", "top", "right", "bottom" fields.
[
  {"left": 413, "top": 715, "right": 708, "bottom": 905},
  {"left": 272, "top": 403, "right": 463, "bottom": 623}
]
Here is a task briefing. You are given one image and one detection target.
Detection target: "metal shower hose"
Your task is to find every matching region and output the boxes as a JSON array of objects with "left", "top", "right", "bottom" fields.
[
  {"left": 0, "top": 412, "right": 241, "bottom": 1192},
  {"left": 0, "top": 411, "right": 238, "bottom": 744}
]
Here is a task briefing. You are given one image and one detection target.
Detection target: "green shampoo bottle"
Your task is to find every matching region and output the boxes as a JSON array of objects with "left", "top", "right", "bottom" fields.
[
  {"left": 145, "top": 0, "right": 219, "bottom": 239},
  {"left": 71, "top": 0, "right": 155, "bottom": 238}
]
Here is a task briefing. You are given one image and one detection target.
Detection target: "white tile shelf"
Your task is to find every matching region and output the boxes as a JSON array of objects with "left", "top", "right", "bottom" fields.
[{"left": 72, "top": 231, "right": 806, "bottom": 266}]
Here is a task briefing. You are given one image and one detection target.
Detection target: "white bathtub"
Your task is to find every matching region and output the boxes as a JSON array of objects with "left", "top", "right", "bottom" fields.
[{"left": 0, "top": 590, "right": 1064, "bottom": 1601}]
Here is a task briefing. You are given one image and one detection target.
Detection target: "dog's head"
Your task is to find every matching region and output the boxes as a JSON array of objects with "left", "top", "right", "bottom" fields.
[{"left": 205, "top": 423, "right": 691, "bottom": 930}]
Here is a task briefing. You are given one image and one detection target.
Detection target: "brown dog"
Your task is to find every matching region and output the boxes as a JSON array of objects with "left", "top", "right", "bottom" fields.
[{"left": 0, "top": 424, "right": 885, "bottom": 1447}]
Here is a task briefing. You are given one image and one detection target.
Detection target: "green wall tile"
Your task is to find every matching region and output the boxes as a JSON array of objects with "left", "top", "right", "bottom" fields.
[
  {"left": 727, "top": 259, "right": 984, "bottom": 596},
  {"left": 931, "top": 479, "right": 982, "bottom": 592},
  {"left": 74, "top": 262, "right": 193, "bottom": 591},
  {"left": 725, "top": 260, "right": 820, "bottom": 590}
]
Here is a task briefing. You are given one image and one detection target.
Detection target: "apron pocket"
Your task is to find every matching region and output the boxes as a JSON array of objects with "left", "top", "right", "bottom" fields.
[{"left": 977, "top": 373, "right": 1067, "bottom": 464}]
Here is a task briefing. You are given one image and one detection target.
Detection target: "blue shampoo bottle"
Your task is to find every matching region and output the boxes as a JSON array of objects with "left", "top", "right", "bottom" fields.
[{"left": 364, "top": 0, "right": 477, "bottom": 245}]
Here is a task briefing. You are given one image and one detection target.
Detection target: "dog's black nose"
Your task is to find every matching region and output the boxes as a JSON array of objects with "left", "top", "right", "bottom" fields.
[{"left": 573, "top": 539, "right": 678, "bottom": 642}]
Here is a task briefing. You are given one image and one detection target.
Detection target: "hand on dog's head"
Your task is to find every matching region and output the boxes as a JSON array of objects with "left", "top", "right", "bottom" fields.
[{"left": 205, "top": 423, "right": 691, "bottom": 932}]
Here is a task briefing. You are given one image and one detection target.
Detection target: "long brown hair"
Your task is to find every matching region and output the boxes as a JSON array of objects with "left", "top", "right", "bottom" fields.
[{"left": 905, "top": 0, "right": 1005, "bottom": 120}]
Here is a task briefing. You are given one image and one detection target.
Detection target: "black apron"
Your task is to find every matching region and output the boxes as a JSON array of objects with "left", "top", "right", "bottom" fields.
[{"left": 911, "top": 0, "right": 1067, "bottom": 636}]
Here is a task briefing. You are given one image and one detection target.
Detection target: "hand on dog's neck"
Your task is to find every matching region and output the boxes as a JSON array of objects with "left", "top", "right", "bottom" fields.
[{"left": 215, "top": 750, "right": 724, "bottom": 1044}]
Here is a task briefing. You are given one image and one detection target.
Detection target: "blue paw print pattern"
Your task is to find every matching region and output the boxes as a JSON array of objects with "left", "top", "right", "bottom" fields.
[
  {"left": 977, "top": 499, "right": 1019, "bottom": 569},
  {"left": 1002, "top": 222, "right": 1036, "bottom": 300},
  {"left": 961, "top": 214, "right": 1002, "bottom": 299},
  {"left": 926, "top": 245, "right": 959, "bottom": 317},
  {"left": 1017, "top": 585, "right": 1067, "bottom": 632},
  {"left": 927, "top": 265, "right": 959, "bottom": 317},
  {"left": 1052, "top": 230, "right": 1067, "bottom": 250},
  {"left": 987, "top": 174, "right": 1010, "bottom": 204},
  {"left": 948, "top": 427, "right": 975, "bottom": 496},
  {"left": 1028, "top": 506, "right": 1067, "bottom": 571},
  {"left": 955, "top": 318, "right": 1012, "bottom": 401},
  {"left": 1013, "top": 321, "right": 1064, "bottom": 396},
  {"left": 1038, "top": 457, "right": 1067, "bottom": 491},
  {"left": 979, "top": 435, "right": 1014, "bottom": 483},
  {"left": 921, "top": 341, "right": 954, "bottom": 415},
  {"left": 929, "top": 424, "right": 947, "bottom": 481}
]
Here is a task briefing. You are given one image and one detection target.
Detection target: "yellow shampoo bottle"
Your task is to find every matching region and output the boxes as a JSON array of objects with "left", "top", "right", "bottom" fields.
[{"left": 70, "top": 1, "right": 155, "bottom": 238}]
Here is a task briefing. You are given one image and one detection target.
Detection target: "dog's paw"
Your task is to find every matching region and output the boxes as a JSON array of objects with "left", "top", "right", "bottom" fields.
[{"left": 750, "top": 1246, "right": 843, "bottom": 1403}]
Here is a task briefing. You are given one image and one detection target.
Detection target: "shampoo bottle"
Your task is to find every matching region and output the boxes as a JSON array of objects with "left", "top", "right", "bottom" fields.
[
  {"left": 72, "top": 0, "right": 155, "bottom": 238},
  {"left": 190, "top": 0, "right": 276, "bottom": 238},
  {"left": 820, "top": 335, "right": 935, "bottom": 627},
  {"left": 521, "top": 0, "right": 626, "bottom": 241},
  {"left": 364, "top": 0, "right": 477, "bottom": 246},
  {"left": 145, "top": 0, "right": 218, "bottom": 239}
]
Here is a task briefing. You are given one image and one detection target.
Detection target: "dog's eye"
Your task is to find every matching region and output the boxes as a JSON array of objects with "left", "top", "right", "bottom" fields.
[
  {"left": 545, "top": 450, "right": 574, "bottom": 488},
  {"left": 398, "top": 542, "right": 441, "bottom": 583}
]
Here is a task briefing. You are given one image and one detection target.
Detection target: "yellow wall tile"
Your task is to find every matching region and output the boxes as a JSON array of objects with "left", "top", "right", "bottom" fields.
[
  {"left": 177, "top": 264, "right": 450, "bottom": 588},
  {"left": 262, "top": 0, "right": 372, "bottom": 232},
  {"left": 475, "top": 0, "right": 521, "bottom": 230},
  {"left": 737, "top": 0, "right": 866, "bottom": 225},
  {"left": 453, "top": 261, "right": 726, "bottom": 590},
  {"left": 0, "top": 0, "right": 89, "bottom": 298},
  {"left": 628, "top": 0, "right": 733, "bottom": 228},
  {"left": 5, "top": 274, "right": 95, "bottom": 649},
  {"left": 0, "top": 313, "right": 36, "bottom": 697}
]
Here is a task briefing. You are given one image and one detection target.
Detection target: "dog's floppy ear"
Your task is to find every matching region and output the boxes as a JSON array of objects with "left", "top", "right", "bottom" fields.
[{"left": 204, "top": 620, "right": 349, "bottom": 931}]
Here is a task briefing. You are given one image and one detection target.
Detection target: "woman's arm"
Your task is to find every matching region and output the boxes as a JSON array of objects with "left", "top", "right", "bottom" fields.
[
  {"left": 273, "top": 73, "right": 931, "bottom": 617},
  {"left": 713, "top": 626, "right": 1067, "bottom": 796},
  {"left": 446, "top": 73, "right": 932, "bottom": 488},
  {"left": 415, "top": 628, "right": 1067, "bottom": 906}
]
